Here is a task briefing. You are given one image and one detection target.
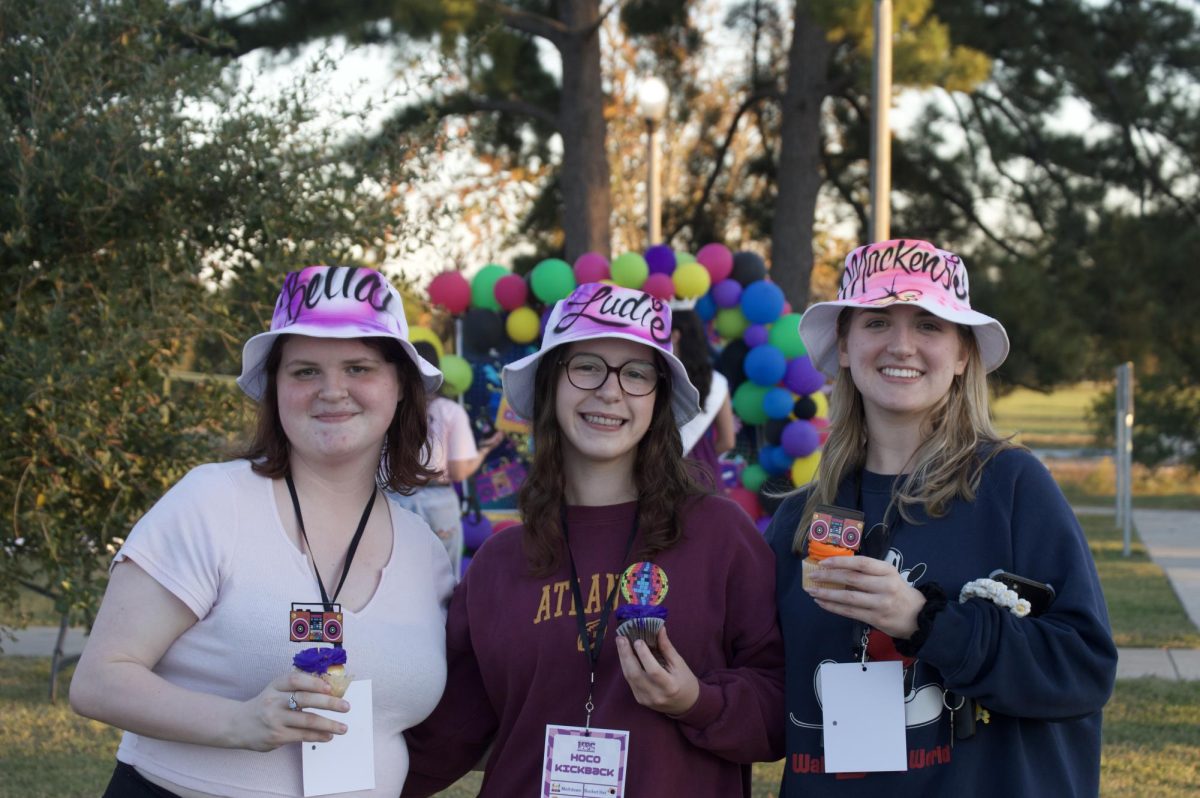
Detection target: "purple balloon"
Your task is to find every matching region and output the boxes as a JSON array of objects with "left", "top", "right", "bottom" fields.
[
  {"left": 781, "top": 420, "right": 820, "bottom": 458},
  {"left": 755, "top": 516, "right": 773, "bottom": 534},
  {"left": 462, "top": 513, "right": 493, "bottom": 551},
  {"left": 712, "top": 279, "right": 743, "bottom": 309},
  {"left": 645, "top": 244, "right": 677, "bottom": 275},
  {"left": 743, "top": 323, "right": 769, "bottom": 348},
  {"left": 784, "top": 355, "right": 825, "bottom": 396}
]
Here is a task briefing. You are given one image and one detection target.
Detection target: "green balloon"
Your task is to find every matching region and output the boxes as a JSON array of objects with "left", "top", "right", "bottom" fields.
[
  {"left": 732, "top": 382, "right": 770, "bottom": 426},
  {"left": 741, "top": 463, "right": 768, "bottom": 493},
  {"left": 674, "top": 251, "right": 696, "bottom": 264},
  {"left": 530, "top": 258, "right": 576, "bottom": 303},
  {"left": 714, "top": 307, "right": 750, "bottom": 340},
  {"left": 611, "top": 251, "right": 649, "bottom": 288},
  {"left": 439, "top": 353, "right": 474, "bottom": 397},
  {"left": 768, "top": 313, "right": 806, "bottom": 358},
  {"left": 470, "top": 264, "right": 508, "bottom": 311}
]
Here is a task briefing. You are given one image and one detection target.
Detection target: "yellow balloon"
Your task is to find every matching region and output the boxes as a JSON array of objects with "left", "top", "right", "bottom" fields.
[
  {"left": 505, "top": 306, "right": 541, "bottom": 344},
  {"left": 811, "top": 389, "right": 829, "bottom": 419},
  {"left": 672, "top": 262, "right": 712, "bottom": 299},
  {"left": 791, "top": 450, "right": 822, "bottom": 487},
  {"left": 408, "top": 326, "right": 444, "bottom": 359}
]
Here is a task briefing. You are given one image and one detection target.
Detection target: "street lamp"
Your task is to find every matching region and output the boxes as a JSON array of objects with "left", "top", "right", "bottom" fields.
[{"left": 636, "top": 76, "right": 669, "bottom": 245}]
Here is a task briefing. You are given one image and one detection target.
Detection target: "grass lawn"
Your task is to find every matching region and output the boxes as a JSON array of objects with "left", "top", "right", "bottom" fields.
[
  {"left": 992, "top": 382, "right": 1103, "bottom": 448},
  {"left": 3, "top": 658, "right": 1195, "bottom": 798}
]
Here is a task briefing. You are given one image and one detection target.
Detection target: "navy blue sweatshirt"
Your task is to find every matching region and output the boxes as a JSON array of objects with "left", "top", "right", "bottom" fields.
[{"left": 767, "top": 447, "right": 1117, "bottom": 797}]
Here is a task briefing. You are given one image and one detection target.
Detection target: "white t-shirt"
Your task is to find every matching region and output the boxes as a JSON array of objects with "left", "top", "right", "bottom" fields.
[
  {"left": 113, "top": 460, "right": 455, "bottom": 798},
  {"left": 679, "top": 371, "right": 729, "bottom": 455},
  {"left": 423, "top": 396, "right": 478, "bottom": 479}
]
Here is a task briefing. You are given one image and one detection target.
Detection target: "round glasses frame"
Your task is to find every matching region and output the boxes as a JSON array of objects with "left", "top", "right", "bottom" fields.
[{"left": 560, "top": 353, "right": 663, "bottom": 397}]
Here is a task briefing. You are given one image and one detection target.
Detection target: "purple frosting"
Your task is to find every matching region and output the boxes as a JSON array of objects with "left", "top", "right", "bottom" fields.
[
  {"left": 615, "top": 604, "right": 668, "bottom": 622},
  {"left": 292, "top": 646, "right": 348, "bottom": 675}
]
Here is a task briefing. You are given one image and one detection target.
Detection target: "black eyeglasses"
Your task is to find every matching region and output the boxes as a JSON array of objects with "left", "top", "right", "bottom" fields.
[{"left": 561, "top": 353, "right": 662, "bottom": 397}]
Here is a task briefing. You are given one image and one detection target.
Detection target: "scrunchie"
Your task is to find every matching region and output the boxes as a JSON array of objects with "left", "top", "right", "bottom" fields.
[{"left": 893, "top": 582, "right": 947, "bottom": 658}]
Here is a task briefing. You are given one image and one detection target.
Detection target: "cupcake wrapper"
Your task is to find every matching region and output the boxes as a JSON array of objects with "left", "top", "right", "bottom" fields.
[{"left": 616, "top": 617, "right": 667, "bottom": 665}]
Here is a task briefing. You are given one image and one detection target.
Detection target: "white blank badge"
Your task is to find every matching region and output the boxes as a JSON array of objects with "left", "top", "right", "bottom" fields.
[
  {"left": 302, "top": 679, "right": 375, "bottom": 796},
  {"left": 819, "top": 661, "right": 907, "bottom": 773}
]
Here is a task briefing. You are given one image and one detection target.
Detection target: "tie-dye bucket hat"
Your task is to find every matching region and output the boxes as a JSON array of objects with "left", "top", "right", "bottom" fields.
[
  {"left": 799, "top": 239, "right": 1010, "bottom": 378},
  {"left": 502, "top": 283, "right": 701, "bottom": 426},
  {"left": 237, "top": 265, "right": 443, "bottom": 400}
]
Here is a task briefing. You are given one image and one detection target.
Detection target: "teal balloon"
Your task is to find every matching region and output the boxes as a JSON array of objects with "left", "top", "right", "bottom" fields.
[
  {"left": 530, "top": 258, "right": 576, "bottom": 303},
  {"left": 470, "top": 264, "right": 508, "bottom": 311},
  {"left": 741, "top": 464, "right": 768, "bottom": 493},
  {"left": 768, "top": 313, "right": 806, "bottom": 358},
  {"left": 732, "top": 382, "right": 770, "bottom": 426}
]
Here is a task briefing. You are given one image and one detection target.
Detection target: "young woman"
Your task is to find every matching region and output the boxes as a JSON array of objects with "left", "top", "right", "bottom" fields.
[
  {"left": 403, "top": 282, "right": 784, "bottom": 796},
  {"left": 767, "top": 240, "right": 1117, "bottom": 796},
  {"left": 71, "top": 266, "right": 455, "bottom": 798}
]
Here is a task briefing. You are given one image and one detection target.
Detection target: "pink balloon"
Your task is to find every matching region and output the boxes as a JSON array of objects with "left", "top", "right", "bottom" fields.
[
  {"left": 696, "top": 243, "right": 734, "bottom": 283},
  {"left": 642, "top": 272, "right": 676, "bottom": 300},
  {"left": 573, "top": 252, "right": 610, "bottom": 284},
  {"left": 493, "top": 274, "right": 528, "bottom": 311},
  {"left": 428, "top": 271, "right": 471, "bottom": 315},
  {"left": 728, "top": 487, "right": 762, "bottom": 521}
]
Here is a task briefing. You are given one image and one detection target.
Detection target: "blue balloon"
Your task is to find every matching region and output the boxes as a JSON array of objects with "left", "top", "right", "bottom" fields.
[
  {"left": 781, "top": 419, "right": 820, "bottom": 458},
  {"left": 744, "top": 344, "right": 787, "bottom": 387},
  {"left": 784, "top": 355, "right": 825, "bottom": 396},
  {"left": 695, "top": 293, "right": 717, "bottom": 321},
  {"left": 763, "top": 387, "right": 795, "bottom": 420},
  {"left": 740, "top": 280, "right": 785, "bottom": 324},
  {"left": 759, "top": 444, "right": 791, "bottom": 476}
]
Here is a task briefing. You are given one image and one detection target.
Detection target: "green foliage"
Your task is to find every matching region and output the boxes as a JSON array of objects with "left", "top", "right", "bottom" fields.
[
  {"left": 1090, "top": 377, "right": 1200, "bottom": 470},
  {"left": 0, "top": 0, "right": 421, "bottom": 631}
]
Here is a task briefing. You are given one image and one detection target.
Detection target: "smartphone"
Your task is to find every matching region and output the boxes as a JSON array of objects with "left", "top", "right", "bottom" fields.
[{"left": 989, "top": 569, "right": 1056, "bottom": 617}]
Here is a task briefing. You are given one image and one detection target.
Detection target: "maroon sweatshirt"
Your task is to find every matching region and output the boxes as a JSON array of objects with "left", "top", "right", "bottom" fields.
[{"left": 402, "top": 495, "right": 784, "bottom": 796}]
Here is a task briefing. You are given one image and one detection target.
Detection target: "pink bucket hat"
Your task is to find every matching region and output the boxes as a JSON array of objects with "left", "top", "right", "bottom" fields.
[
  {"left": 237, "top": 265, "right": 443, "bottom": 400},
  {"left": 502, "top": 283, "right": 701, "bottom": 425},
  {"left": 799, "top": 239, "right": 1010, "bottom": 378}
]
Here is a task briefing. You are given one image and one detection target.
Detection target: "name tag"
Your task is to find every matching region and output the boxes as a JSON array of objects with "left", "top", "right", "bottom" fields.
[
  {"left": 820, "top": 662, "right": 907, "bottom": 773},
  {"left": 542, "top": 724, "right": 629, "bottom": 797},
  {"left": 302, "top": 680, "right": 375, "bottom": 796}
]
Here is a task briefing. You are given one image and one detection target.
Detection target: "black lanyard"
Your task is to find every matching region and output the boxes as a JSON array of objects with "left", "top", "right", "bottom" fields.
[
  {"left": 285, "top": 474, "right": 377, "bottom": 613},
  {"left": 852, "top": 469, "right": 903, "bottom": 663},
  {"left": 561, "top": 504, "right": 640, "bottom": 732}
]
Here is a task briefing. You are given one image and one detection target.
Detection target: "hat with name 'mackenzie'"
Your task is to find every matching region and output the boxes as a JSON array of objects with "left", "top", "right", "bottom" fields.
[
  {"left": 237, "top": 265, "right": 443, "bottom": 401},
  {"left": 799, "top": 239, "right": 1010, "bottom": 378},
  {"left": 501, "top": 282, "right": 701, "bottom": 426}
]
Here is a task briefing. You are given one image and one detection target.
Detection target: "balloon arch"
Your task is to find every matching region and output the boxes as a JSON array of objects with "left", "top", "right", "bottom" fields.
[{"left": 423, "top": 244, "right": 829, "bottom": 543}]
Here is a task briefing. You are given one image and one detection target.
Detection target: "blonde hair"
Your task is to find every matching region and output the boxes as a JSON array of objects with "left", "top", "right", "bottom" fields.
[{"left": 791, "top": 312, "right": 1017, "bottom": 554}]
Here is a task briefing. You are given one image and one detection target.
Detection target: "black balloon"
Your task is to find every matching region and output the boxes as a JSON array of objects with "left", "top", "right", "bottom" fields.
[
  {"left": 731, "top": 251, "right": 768, "bottom": 286},
  {"left": 462, "top": 308, "right": 506, "bottom": 355},
  {"left": 764, "top": 418, "right": 789, "bottom": 446},
  {"left": 715, "top": 339, "right": 749, "bottom": 390},
  {"left": 793, "top": 395, "right": 818, "bottom": 420}
]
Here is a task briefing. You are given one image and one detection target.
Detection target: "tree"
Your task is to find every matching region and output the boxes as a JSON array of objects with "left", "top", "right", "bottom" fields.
[
  {"left": 218, "top": 0, "right": 615, "bottom": 261},
  {"left": 0, "top": 0, "right": 431, "bottom": 695}
]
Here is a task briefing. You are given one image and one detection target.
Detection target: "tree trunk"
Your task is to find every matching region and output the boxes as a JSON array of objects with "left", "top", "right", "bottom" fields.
[
  {"left": 557, "top": 2, "right": 612, "bottom": 261},
  {"left": 771, "top": 2, "right": 833, "bottom": 310}
]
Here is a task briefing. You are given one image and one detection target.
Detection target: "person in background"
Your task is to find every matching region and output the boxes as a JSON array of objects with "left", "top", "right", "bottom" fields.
[
  {"left": 767, "top": 240, "right": 1117, "bottom": 796},
  {"left": 392, "top": 340, "right": 504, "bottom": 578},
  {"left": 70, "top": 265, "right": 455, "bottom": 798},
  {"left": 403, "top": 282, "right": 784, "bottom": 796},
  {"left": 673, "top": 307, "right": 736, "bottom": 490}
]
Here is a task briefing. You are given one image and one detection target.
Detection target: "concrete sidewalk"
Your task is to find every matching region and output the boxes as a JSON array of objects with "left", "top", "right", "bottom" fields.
[{"left": 6, "top": 507, "right": 1200, "bottom": 681}]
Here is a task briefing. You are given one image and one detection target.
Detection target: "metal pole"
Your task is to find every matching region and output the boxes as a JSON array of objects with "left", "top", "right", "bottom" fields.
[
  {"left": 647, "top": 119, "right": 662, "bottom": 245},
  {"left": 1116, "top": 362, "right": 1134, "bottom": 556},
  {"left": 869, "top": 0, "right": 893, "bottom": 243}
]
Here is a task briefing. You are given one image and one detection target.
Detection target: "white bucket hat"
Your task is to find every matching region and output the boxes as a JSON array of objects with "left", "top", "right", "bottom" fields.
[
  {"left": 238, "top": 265, "right": 443, "bottom": 400},
  {"left": 502, "top": 283, "right": 701, "bottom": 426},
  {"left": 799, "top": 239, "right": 1010, "bottom": 378}
]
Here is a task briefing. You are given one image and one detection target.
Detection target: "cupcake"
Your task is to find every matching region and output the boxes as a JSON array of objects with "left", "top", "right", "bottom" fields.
[
  {"left": 802, "top": 540, "right": 855, "bottom": 589},
  {"left": 615, "top": 604, "right": 669, "bottom": 665},
  {"left": 293, "top": 647, "right": 353, "bottom": 697}
]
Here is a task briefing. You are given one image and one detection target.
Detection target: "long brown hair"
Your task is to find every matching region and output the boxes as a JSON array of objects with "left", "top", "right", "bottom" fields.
[
  {"left": 791, "top": 310, "right": 1018, "bottom": 553},
  {"left": 240, "top": 335, "right": 437, "bottom": 493},
  {"left": 518, "top": 344, "right": 706, "bottom": 576}
]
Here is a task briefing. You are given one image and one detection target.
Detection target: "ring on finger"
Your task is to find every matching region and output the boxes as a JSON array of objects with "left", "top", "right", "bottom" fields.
[{"left": 287, "top": 692, "right": 299, "bottom": 711}]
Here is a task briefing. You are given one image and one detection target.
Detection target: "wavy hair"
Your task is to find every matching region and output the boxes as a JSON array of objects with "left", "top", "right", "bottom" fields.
[
  {"left": 518, "top": 344, "right": 706, "bottom": 576},
  {"left": 791, "top": 310, "right": 1017, "bottom": 553},
  {"left": 240, "top": 335, "right": 437, "bottom": 493}
]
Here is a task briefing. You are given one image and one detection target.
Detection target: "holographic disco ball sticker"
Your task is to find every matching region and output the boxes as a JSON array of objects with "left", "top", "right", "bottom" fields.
[{"left": 620, "top": 561, "right": 669, "bottom": 606}]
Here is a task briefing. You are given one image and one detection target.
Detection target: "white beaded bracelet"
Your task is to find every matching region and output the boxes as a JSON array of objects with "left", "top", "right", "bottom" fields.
[{"left": 959, "top": 578, "right": 1032, "bottom": 618}]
